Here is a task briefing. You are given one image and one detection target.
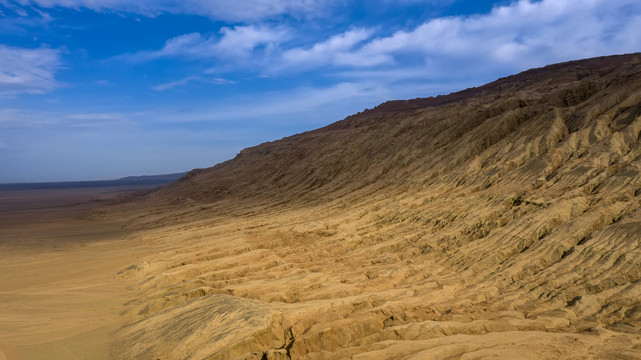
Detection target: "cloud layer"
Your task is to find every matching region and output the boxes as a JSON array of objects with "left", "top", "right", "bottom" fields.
[
  {"left": 130, "top": 0, "right": 641, "bottom": 83},
  {"left": 12, "top": 0, "right": 332, "bottom": 21},
  {"left": 6, "top": 0, "right": 641, "bottom": 93},
  {"left": 126, "top": 25, "right": 289, "bottom": 62},
  {"left": 0, "top": 45, "right": 60, "bottom": 95}
]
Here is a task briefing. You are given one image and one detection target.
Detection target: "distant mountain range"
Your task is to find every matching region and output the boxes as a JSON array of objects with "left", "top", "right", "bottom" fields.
[{"left": 0, "top": 172, "right": 188, "bottom": 190}]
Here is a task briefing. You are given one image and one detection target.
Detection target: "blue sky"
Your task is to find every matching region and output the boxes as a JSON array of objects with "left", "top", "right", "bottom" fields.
[{"left": 0, "top": 0, "right": 640, "bottom": 182}]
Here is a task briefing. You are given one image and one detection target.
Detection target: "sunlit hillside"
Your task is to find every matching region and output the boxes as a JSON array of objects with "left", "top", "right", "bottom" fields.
[{"left": 97, "top": 53, "right": 641, "bottom": 359}]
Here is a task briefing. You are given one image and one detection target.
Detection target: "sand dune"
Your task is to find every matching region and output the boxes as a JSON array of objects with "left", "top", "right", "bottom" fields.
[{"left": 3, "top": 53, "right": 641, "bottom": 359}]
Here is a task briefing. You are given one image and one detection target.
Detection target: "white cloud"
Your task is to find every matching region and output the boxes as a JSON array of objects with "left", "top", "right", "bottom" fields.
[
  {"left": 0, "top": 45, "right": 61, "bottom": 95},
  {"left": 147, "top": 32, "right": 209, "bottom": 58},
  {"left": 111, "top": 0, "right": 641, "bottom": 84},
  {"left": 14, "top": 0, "right": 332, "bottom": 21},
  {"left": 152, "top": 76, "right": 199, "bottom": 91},
  {"left": 0, "top": 108, "right": 135, "bottom": 128},
  {"left": 144, "top": 81, "right": 390, "bottom": 124},
  {"left": 1, "top": 0, "right": 29, "bottom": 16},
  {"left": 126, "top": 25, "right": 289, "bottom": 62},
  {"left": 152, "top": 75, "right": 235, "bottom": 91},
  {"left": 215, "top": 25, "right": 288, "bottom": 58},
  {"left": 358, "top": 0, "right": 640, "bottom": 67},
  {"left": 269, "top": 0, "right": 641, "bottom": 76},
  {"left": 0, "top": 108, "right": 50, "bottom": 126},
  {"left": 281, "top": 28, "right": 381, "bottom": 69},
  {"left": 125, "top": 0, "right": 641, "bottom": 97},
  {"left": 63, "top": 112, "right": 129, "bottom": 122}
]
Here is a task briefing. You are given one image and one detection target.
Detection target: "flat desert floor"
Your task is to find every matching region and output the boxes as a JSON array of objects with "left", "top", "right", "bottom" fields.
[{"left": 0, "top": 186, "right": 155, "bottom": 360}]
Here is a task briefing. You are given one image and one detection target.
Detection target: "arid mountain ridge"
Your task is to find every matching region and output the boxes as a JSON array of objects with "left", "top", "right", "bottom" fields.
[
  {"left": 151, "top": 53, "right": 641, "bottom": 206},
  {"left": 109, "top": 53, "right": 641, "bottom": 359}
]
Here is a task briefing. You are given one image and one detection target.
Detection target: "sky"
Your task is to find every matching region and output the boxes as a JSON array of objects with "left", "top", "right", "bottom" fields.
[{"left": 0, "top": 0, "right": 640, "bottom": 182}]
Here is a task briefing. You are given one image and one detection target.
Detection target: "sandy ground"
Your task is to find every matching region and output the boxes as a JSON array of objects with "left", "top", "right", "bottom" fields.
[{"left": 0, "top": 186, "right": 152, "bottom": 360}]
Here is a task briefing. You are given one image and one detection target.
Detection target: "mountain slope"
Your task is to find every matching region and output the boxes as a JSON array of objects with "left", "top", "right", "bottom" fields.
[
  {"left": 112, "top": 53, "right": 641, "bottom": 359},
  {"left": 152, "top": 53, "right": 641, "bottom": 205}
]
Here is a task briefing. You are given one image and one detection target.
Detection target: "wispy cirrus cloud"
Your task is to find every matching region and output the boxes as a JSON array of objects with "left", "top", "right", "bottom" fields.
[
  {"left": 280, "top": 28, "right": 380, "bottom": 69},
  {"left": 123, "top": 25, "right": 289, "bottom": 62},
  {"left": 0, "top": 1, "right": 52, "bottom": 35},
  {"left": 10, "top": 0, "right": 334, "bottom": 21},
  {"left": 148, "top": 81, "right": 389, "bottom": 123},
  {"left": 123, "top": 0, "right": 641, "bottom": 87},
  {"left": 0, "top": 45, "right": 61, "bottom": 95},
  {"left": 152, "top": 76, "right": 234, "bottom": 91},
  {"left": 0, "top": 108, "right": 135, "bottom": 128}
]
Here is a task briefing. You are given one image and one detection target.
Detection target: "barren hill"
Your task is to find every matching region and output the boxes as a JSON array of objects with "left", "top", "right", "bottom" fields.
[{"left": 103, "top": 53, "right": 641, "bottom": 359}]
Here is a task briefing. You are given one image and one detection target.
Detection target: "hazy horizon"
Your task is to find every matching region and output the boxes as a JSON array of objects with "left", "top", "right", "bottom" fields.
[
  {"left": 0, "top": 170, "right": 188, "bottom": 184},
  {"left": 1, "top": 0, "right": 640, "bottom": 182}
]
